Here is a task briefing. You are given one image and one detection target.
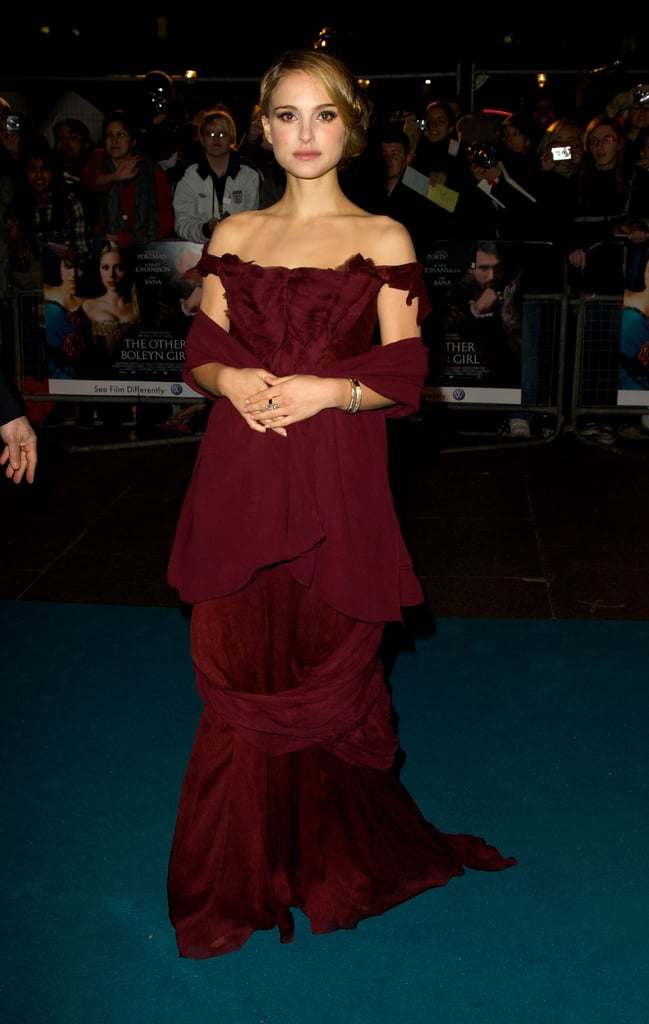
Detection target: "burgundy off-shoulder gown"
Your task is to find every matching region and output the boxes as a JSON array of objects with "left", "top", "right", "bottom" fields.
[{"left": 166, "top": 253, "right": 516, "bottom": 959}]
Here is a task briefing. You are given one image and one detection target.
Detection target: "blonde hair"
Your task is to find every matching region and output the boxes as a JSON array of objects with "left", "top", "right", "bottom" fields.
[
  {"left": 536, "top": 118, "right": 584, "bottom": 158},
  {"left": 97, "top": 241, "right": 140, "bottom": 318},
  {"left": 259, "top": 49, "right": 369, "bottom": 163},
  {"left": 201, "top": 108, "right": 237, "bottom": 147}
]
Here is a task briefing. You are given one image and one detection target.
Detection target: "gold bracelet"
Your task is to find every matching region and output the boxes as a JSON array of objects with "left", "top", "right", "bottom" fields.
[{"left": 345, "top": 378, "right": 362, "bottom": 414}]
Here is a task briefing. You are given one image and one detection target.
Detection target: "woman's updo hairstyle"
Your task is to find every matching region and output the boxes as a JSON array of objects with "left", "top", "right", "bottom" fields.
[{"left": 259, "top": 49, "right": 370, "bottom": 164}]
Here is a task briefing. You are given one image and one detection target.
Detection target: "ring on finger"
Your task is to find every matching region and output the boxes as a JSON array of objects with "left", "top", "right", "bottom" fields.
[{"left": 266, "top": 399, "right": 280, "bottom": 411}]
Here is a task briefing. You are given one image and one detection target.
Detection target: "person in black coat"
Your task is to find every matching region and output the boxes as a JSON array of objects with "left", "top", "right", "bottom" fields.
[
  {"left": 451, "top": 112, "right": 544, "bottom": 242},
  {"left": 372, "top": 122, "right": 455, "bottom": 257}
]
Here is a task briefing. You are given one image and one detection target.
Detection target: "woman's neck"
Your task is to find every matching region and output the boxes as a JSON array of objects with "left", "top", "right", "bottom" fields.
[
  {"left": 277, "top": 171, "right": 353, "bottom": 219},
  {"left": 100, "top": 290, "right": 126, "bottom": 311}
]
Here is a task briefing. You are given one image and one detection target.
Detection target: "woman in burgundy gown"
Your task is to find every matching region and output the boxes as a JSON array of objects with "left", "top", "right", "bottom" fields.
[{"left": 166, "top": 48, "right": 516, "bottom": 960}]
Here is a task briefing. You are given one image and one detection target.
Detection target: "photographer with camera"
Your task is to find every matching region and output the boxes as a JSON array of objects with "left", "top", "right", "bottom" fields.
[
  {"left": 0, "top": 98, "right": 20, "bottom": 167},
  {"left": 621, "top": 87, "right": 649, "bottom": 170},
  {"left": 136, "top": 70, "right": 194, "bottom": 191},
  {"left": 410, "top": 99, "right": 462, "bottom": 187},
  {"left": 0, "top": 100, "right": 15, "bottom": 303},
  {"left": 606, "top": 83, "right": 649, "bottom": 172},
  {"left": 452, "top": 112, "right": 543, "bottom": 240},
  {"left": 0, "top": 99, "right": 34, "bottom": 185},
  {"left": 533, "top": 118, "right": 588, "bottom": 287}
]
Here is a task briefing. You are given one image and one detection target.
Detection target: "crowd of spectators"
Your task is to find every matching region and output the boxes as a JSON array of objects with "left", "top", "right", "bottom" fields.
[{"left": 1, "top": 69, "right": 649, "bottom": 443}]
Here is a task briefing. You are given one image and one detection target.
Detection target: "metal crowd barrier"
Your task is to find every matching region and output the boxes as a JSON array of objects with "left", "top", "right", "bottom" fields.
[{"left": 569, "top": 296, "right": 649, "bottom": 441}]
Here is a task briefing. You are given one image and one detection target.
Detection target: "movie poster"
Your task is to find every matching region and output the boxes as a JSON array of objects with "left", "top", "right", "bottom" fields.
[
  {"left": 422, "top": 238, "right": 525, "bottom": 404},
  {"left": 43, "top": 238, "right": 204, "bottom": 400}
]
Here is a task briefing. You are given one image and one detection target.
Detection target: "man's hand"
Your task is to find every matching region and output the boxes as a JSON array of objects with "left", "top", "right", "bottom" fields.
[{"left": 0, "top": 415, "right": 38, "bottom": 484}]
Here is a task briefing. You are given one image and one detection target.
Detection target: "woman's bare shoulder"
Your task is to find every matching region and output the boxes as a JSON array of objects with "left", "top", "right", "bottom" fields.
[
  {"left": 207, "top": 210, "right": 263, "bottom": 256},
  {"left": 356, "top": 213, "right": 417, "bottom": 266}
]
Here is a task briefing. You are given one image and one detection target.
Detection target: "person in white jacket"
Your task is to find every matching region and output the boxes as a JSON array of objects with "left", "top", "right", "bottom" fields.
[{"left": 173, "top": 109, "right": 262, "bottom": 242}]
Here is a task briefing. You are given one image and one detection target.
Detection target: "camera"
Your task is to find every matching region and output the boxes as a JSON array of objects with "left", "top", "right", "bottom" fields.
[
  {"left": 6, "top": 114, "right": 21, "bottom": 133},
  {"left": 551, "top": 146, "right": 572, "bottom": 161},
  {"left": 632, "top": 85, "right": 649, "bottom": 108},
  {"left": 465, "top": 140, "right": 498, "bottom": 169},
  {"left": 149, "top": 90, "right": 169, "bottom": 115}
]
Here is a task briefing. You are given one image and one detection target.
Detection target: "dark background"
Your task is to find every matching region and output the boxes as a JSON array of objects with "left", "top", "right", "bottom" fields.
[
  {"left": 3, "top": 11, "right": 644, "bottom": 78},
  {"left": 2, "top": 12, "right": 646, "bottom": 139}
]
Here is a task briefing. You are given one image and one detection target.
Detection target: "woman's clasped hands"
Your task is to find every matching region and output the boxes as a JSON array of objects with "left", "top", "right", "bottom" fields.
[{"left": 231, "top": 370, "right": 342, "bottom": 436}]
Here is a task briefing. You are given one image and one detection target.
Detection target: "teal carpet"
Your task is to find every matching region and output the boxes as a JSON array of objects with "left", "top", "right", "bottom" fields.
[{"left": 2, "top": 602, "right": 647, "bottom": 1024}]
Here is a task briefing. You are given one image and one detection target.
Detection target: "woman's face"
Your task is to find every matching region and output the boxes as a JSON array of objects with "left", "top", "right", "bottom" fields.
[
  {"left": 262, "top": 70, "right": 346, "bottom": 178},
  {"left": 500, "top": 126, "right": 528, "bottom": 154},
  {"left": 200, "top": 118, "right": 233, "bottom": 157},
  {"left": 25, "top": 156, "right": 52, "bottom": 197},
  {"left": 99, "top": 251, "right": 126, "bottom": 290},
  {"left": 424, "top": 108, "right": 451, "bottom": 142},
  {"left": 104, "top": 121, "right": 133, "bottom": 161},
  {"left": 60, "top": 260, "right": 77, "bottom": 285},
  {"left": 588, "top": 126, "right": 619, "bottom": 170}
]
